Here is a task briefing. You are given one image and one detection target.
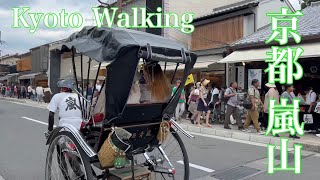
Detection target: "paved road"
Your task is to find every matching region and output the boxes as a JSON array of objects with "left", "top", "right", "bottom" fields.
[{"left": 0, "top": 99, "right": 320, "bottom": 180}]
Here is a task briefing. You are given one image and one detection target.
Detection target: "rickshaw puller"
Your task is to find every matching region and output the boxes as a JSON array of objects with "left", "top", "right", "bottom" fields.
[
  {"left": 45, "top": 79, "right": 84, "bottom": 178},
  {"left": 46, "top": 79, "right": 83, "bottom": 136}
]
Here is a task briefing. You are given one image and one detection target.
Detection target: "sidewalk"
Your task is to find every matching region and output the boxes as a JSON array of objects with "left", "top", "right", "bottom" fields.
[
  {"left": 0, "top": 96, "right": 47, "bottom": 109},
  {"left": 179, "top": 119, "right": 320, "bottom": 153},
  {"left": 2, "top": 96, "right": 320, "bottom": 153}
]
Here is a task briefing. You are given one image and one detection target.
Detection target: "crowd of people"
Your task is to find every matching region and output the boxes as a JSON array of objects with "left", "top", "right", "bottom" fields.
[
  {"left": 179, "top": 78, "right": 320, "bottom": 138},
  {"left": 0, "top": 83, "right": 52, "bottom": 103}
]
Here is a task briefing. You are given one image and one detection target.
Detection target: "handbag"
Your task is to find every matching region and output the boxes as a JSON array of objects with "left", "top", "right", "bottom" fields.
[
  {"left": 243, "top": 99, "right": 252, "bottom": 109},
  {"left": 188, "top": 101, "right": 197, "bottom": 113},
  {"left": 303, "top": 114, "right": 314, "bottom": 124},
  {"left": 243, "top": 88, "right": 257, "bottom": 109}
]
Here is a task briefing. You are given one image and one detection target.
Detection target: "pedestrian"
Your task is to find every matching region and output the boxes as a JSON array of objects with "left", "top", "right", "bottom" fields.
[
  {"left": 304, "top": 87, "right": 317, "bottom": 114},
  {"left": 6, "top": 85, "right": 10, "bottom": 97},
  {"left": 95, "top": 80, "right": 102, "bottom": 92},
  {"left": 43, "top": 86, "right": 53, "bottom": 103},
  {"left": 21, "top": 84, "right": 27, "bottom": 99},
  {"left": 16, "top": 84, "right": 22, "bottom": 99},
  {"left": 27, "top": 84, "right": 32, "bottom": 99},
  {"left": 1, "top": 85, "right": 5, "bottom": 97},
  {"left": 263, "top": 83, "right": 279, "bottom": 135},
  {"left": 87, "top": 83, "right": 93, "bottom": 101},
  {"left": 10, "top": 84, "right": 15, "bottom": 98},
  {"left": 187, "top": 82, "right": 200, "bottom": 124},
  {"left": 209, "top": 83, "right": 221, "bottom": 123},
  {"left": 172, "top": 80, "right": 186, "bottom": 122},
  {"left": 196, "top": 79, "right": 212, "bottom": 127},
  {"left": 36, "top": 85, "right": 44, "bottom": 103},
  {"left": 281, "top": 84, "right": 300, "bottom": 138},
  {"left": 224, "top": 82, "right": 243, "bottom": 130},
  {"left": 242, "top": 79, "right": 264, "bottom": 134},
  {"left": 31, "top": 87, "right": 36, "bottom": 101},
  {"left": 313, "top": 94, "right": 320, "bottom": 137}
]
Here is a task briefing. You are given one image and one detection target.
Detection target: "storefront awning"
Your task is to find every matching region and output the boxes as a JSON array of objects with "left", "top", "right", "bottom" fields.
[
  {"left": 218, "top": 42, "right": 320, "bottom": 63},
  {"left": 0, "top": 73, "right": 19, "bottom": 81},
  {"left": 0, "top": 75, "right": 9, "bottom": 81},
  {"left": 18, "top": 72, "right": 42, "bottom": 80},
  {"left": 161, "top": 55, "right": 221, "bottom": 71}
]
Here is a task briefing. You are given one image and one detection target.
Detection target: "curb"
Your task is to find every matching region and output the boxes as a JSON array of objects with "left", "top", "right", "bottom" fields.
[
  {"left": 180, "top": 123, "right": 320, "bottom": 153},
  {"left": 0, "top": 97, "right": 26, "bottom": 104}
]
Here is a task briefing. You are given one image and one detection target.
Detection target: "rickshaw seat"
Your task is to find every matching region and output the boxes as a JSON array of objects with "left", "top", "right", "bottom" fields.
[{"left": 116, "top": 103, "right": 166, "bottom": 125}]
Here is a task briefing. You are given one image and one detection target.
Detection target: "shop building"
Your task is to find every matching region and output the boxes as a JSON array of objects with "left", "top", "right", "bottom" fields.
[
  {"left": 218, "top": 2, "right": 320, "bottom": 95},
  {"left": 191, "top": 0, "right": 294, "bottom": 88}
]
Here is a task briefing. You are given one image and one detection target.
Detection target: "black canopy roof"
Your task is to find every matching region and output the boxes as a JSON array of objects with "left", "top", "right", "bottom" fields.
[{"left": 61, "top": 26, "right": 196, "bottom": 63}]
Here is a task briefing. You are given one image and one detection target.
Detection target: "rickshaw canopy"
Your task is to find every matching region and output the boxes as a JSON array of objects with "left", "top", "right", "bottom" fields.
[{"left": 60, "top": 26, "right": 196, "bottom": 63}]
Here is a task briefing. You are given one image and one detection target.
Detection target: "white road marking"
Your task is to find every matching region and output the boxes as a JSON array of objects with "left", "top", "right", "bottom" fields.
[
  {"left": 22, "top": 117, "right": 56, "bottom": 127},
  {"left": 177, "top": 160, "right": 215, "bottom": 173}
]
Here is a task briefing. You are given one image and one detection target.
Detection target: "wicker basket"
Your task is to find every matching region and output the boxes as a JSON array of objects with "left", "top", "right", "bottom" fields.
[
  {"left": 157, "top": 121, "right": 170, "bottom": 143},
  {"left": 98, "top": 133, "right": 120, "bottom": 168}
]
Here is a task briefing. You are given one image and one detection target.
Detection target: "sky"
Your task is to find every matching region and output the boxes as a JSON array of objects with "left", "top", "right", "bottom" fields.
[
  {"left": 0, "top": 0, "right": 302, "bottom": 56},
  {"left": 0, "top": 0, "right": 98, "bottom": 55}
]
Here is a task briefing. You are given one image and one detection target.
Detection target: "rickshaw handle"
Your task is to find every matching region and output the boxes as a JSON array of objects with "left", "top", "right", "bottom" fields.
[{"left": 170, "top": 118, "right": 195, "bottom": 139}]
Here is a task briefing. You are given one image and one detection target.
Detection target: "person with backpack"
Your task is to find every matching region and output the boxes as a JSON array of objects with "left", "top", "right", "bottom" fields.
[
  {"left": 208, "top": 83, "right": 221, "bottom": 122},
  {"left": 223, "top": 82, "right": 243, "bottom": 130}
]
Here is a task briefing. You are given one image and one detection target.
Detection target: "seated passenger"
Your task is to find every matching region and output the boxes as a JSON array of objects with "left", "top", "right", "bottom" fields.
[
  {"left": 127, "top": 71, "right": 141, "bottom": 104},
  {"left": 142, "top": 63, "right": 171, "bottom": 103},
  {"left": 92, "top": 82, "right": 106, "bottom": 123}
]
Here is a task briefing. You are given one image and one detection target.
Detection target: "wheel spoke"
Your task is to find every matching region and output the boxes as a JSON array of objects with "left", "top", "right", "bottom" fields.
[
  {"left": 134, "top": 131, "right": 188, "bottom": 180},
  {"left": 45, "top": 133, "right": 89, "bottom": 180}
]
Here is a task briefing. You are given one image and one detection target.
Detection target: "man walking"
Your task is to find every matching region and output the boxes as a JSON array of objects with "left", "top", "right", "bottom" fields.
[
  {"left": 27, "top": 84, "right": 32, "bottom": 99},
  {"left": 224, "top": 82, "right": 243, "bottom": 130},
  {"left": 36, "top": 85, "right": 44, "bottom": 103},
  {"left": 243, "top": 79, "right": 264, "bottom": 134},
  {"left": 172, "top": 80, "right": 186, "bottom": 122}
]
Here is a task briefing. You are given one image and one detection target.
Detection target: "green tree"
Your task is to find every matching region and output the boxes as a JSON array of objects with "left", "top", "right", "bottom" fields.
[{"left": 301, "top": 0, "right": 320, "bottom": 9}]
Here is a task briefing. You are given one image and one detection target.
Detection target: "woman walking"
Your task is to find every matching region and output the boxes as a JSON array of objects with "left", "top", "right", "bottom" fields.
[{"left": 196, "top": 79, "right": 212, "bottom": 127}]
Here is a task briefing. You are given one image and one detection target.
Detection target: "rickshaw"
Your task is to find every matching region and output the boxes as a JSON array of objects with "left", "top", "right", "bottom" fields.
[{"left": 45, "top": 26, "right": 197, "bottom": 180}]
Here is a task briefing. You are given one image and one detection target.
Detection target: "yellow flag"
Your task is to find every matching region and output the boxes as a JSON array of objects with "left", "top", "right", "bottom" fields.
[{"left": 185, "top": 74, "right": 194, "bottom": 86}]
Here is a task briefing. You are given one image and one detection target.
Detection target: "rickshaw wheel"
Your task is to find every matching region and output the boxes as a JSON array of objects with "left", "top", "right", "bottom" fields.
[
  {"left": 135, "top": 129, "right": 189, "bottom": 180},
  {"left": 45, "top": 131, "right": 94, "bottom": 180}
]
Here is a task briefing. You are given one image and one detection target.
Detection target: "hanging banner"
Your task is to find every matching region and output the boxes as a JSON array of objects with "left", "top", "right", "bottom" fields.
[
  {"left": 237, "top": 66, "right": 245, "bottom": 90},
  {"left": 248, "top": 69, "right": 262, "bottom": 89}
]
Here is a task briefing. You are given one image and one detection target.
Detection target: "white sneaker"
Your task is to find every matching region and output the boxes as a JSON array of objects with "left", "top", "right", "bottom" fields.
[
  {"left": 242, "top": 128, "right": 251, "bottom": 133},
  {"left": 316, "top": 134, "right": 320, "bottom": 138},
  {"left": 257, "top": 130, "right": 265, "bottom": 135}
]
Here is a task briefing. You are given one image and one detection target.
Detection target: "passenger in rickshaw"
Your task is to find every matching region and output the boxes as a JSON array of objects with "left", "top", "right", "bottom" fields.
[
  {"left": 140, "top": 63, "right": 171, "bottom": 103},
  {"left": 91, "top": 63, "right": 171, "bottom": 123}
]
